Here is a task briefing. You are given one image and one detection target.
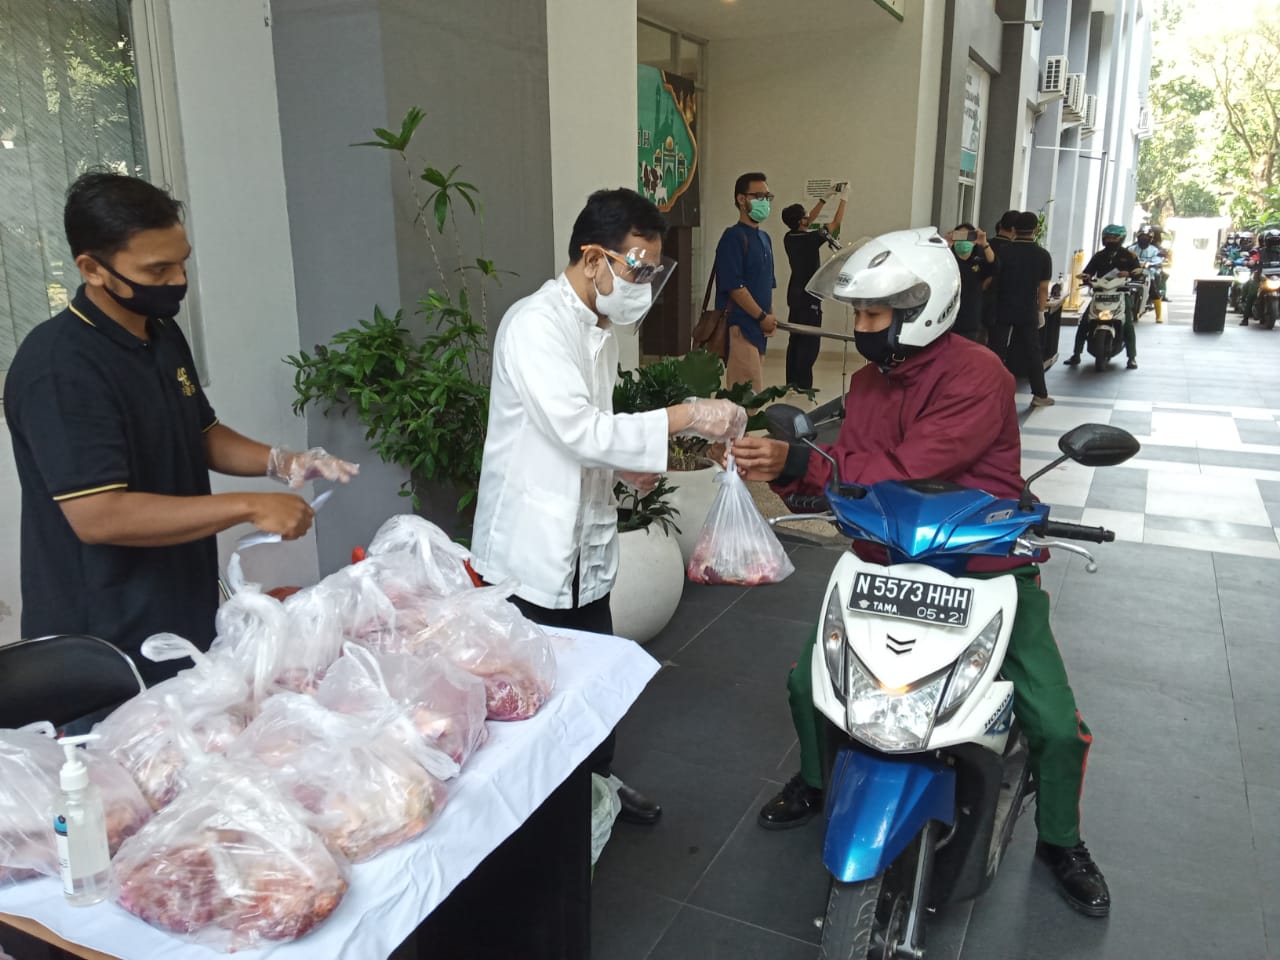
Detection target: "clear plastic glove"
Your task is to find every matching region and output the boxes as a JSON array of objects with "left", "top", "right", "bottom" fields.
[
  {"left": 267, "top": 447, "right": 360, "bottom": 489},
  {"left": 678, "top": 398, "right": 748, "bottom": 443}
]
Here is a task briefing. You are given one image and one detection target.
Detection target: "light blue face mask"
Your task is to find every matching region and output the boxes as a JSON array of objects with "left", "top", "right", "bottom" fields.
[{"left": 748, "top": 198, "right": 771, "bottom": 223}]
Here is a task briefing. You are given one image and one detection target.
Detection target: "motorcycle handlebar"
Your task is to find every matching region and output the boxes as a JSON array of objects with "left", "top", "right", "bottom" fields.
[
  {"left": 1036, "top": 520, "right": 1115, "bottom": 544},
  {"left": 784, "top": 494, "right": 830, "bottom": 514}
]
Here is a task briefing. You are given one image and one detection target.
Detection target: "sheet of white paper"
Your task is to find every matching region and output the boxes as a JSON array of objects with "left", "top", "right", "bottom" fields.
[
  {"left": 0, "top": 629, "right": 659, "bottom": 960},
  {"left": 803, "top": 178, "right": 846, "bottom": 226}
]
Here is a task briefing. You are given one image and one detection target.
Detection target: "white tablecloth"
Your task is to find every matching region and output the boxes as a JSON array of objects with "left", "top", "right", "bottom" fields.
[{"left": 0, "top": 629, "right": 658, "bottom": 959}]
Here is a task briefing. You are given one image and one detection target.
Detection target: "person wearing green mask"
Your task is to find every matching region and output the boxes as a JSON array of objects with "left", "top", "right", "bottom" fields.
[
  {"left": 947, "top": 222, "right": 997, "bottom": 344},
  {"left": 714, "top": 172, "right": 777, "bottom": 393}
]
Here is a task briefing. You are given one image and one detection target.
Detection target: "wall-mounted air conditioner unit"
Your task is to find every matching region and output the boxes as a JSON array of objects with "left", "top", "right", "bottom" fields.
[
  {"left": 1063, "top": 74, "right": 1086, "bottom": 122},
  {"left": 1081, "top": 94, "right": 1098, "bottom": 137},
  {"left": 1040, "top": 55, "right": 1067, "bottom": 102}
]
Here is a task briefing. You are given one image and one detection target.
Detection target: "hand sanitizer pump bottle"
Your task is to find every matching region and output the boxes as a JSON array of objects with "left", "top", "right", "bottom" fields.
[{"left": 54, "top": 735, "right": 111, "bottom": 905}]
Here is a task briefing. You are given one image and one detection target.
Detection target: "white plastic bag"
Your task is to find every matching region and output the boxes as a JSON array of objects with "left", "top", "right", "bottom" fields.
[
  {"left": 686, "top": 454, "right": 795, "bottom": 585},
  {"left": 385, "top": 584, "right": 557, "bottom": 721},
  {"left": 367, "top": 514, "right": 475, "bottom": 596},
  {"left": 93, "top": 636, "right": 253, "bottom": 810},
  {"left": 112, "top": 756, "right": 349, "bottom": 951},
  {"left": 228, "top": 692, "right": 446, "bottom": 863},
  {"left": 316, "top": 643, "right": 486, "bottom": 776},
  {"left": 0, "top": 724, "right": 150, "bottom": 885},
  {"left": 590, "top": 774, "right": 622, "bottom": 867}
]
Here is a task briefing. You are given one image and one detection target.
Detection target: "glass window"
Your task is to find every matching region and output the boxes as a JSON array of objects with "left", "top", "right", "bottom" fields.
[
  {"left": 638, "top": 20, "right": 675, "bottom": 72},
  {"left": 0, "top": 0, "right": 148, "bottom": 370}
]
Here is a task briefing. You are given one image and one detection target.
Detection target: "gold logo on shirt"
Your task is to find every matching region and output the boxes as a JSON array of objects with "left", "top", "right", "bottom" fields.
[{"left": 176, "top": 367, "right": 196, "bottom": 397}]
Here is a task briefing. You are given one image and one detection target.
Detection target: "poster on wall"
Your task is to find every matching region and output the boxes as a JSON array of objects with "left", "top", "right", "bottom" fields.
[
  {"left": 804, "top": 178, "right": 848, "bottom": 226},
  {"left": 637, "top": 65, "right": 699, "bottom": 228},
  {"left": 960, "top": 63, "right": 983, "bottom": 181}
]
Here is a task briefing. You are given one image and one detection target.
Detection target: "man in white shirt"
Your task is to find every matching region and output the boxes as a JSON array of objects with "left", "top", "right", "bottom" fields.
[{"left": 471, "top": 188, "right": 746, "bottom": 825}]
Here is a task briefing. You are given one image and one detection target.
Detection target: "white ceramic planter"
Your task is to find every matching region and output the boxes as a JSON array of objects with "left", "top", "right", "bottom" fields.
[
  {"left": 610, "top": 524, "right": 684, "bottom": 644},
  {"left": 664, "top": 462, "right": 725, "bottom": 564}
]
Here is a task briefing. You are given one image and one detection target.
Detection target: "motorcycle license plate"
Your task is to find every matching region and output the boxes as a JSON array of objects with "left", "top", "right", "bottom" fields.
[{"left": 848, "top": 572, "right": 973, "bottom": 627}]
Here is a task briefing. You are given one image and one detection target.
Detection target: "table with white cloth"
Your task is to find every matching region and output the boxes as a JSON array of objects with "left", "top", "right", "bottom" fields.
[{"left": 0, "top": 629, "right": 658, "bottom": 960}]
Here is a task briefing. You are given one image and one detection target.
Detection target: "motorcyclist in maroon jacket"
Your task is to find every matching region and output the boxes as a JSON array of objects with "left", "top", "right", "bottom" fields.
[{"left": 730, "top": 228, "right": 1111, "bottom": 919}]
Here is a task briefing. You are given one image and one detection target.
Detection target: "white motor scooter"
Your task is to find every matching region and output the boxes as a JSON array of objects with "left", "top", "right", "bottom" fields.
[{"left": 765, "top": 404, "right": 1140, "bottom": 959}]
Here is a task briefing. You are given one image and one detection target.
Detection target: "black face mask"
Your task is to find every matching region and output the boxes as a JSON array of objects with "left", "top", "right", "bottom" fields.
[
  {"left": 93, "top": 257, "right": 188, "bottom": 319},
  {"left": 854, "top": 326, "right": 899, "bottom": 368}
]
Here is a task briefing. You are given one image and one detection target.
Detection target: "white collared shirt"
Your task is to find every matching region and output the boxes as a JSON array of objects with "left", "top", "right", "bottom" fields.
[{"left": 470, "top": 274, "right": 669, "bottom": 609}]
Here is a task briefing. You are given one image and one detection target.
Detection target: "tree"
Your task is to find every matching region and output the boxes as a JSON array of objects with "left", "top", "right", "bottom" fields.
[
  {"left": 1192, "top": 8, "right": 1280, "bottom": 218},
  {"left": 1136, "top": 65, "right": 1217, "bottom": 222}
]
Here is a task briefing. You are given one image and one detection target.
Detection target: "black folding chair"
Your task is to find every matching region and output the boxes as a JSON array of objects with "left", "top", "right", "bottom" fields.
[{"left": 0, "top": 634, "right": 144, "bottom": 730}]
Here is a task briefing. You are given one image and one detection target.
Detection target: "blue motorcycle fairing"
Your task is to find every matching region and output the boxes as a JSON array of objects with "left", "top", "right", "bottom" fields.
[
  {"left": 825, "top": 481, "right": 1049, "bottom": 576},
  {"left": 823, "top": 746, "right": 956, "bottom": 883}
]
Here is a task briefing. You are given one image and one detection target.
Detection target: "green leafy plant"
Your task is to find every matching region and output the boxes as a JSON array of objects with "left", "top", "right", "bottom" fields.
[
  {"left": 616, "top": 476, "right": 682, "bottom": 535},
  {"left": 288, "top": 107, "right": 507, "bottom": 517},
  {"left": 613, "top": 348, "right": 814, "bottom": 469}
]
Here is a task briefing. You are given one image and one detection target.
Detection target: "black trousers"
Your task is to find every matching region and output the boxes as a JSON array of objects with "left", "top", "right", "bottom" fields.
[
  {"left": 993, "top": 322, "right": 1049, "bottom": 398},
  {"left": 784, "top": 303, "right": 823, "bottom": 389},
  {"left": 512, "top": 584, "right": 617, "bottom": 777}
]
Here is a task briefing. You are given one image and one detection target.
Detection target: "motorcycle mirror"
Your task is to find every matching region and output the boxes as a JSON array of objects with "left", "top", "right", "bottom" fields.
[
  {"left": 1058, "top": 423, "right": 1142, "bottom": 467},
  {"left": 763, "top": 403, "right": 817, "bottom": 442}
]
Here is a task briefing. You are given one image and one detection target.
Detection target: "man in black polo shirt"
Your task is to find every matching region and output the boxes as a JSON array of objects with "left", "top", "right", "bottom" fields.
[
  {"left": 991, "top": 211, "right": 1054, "bottom": 407},
  {"left": 5, "top": 172, "right": 358, "bottom": 684}
]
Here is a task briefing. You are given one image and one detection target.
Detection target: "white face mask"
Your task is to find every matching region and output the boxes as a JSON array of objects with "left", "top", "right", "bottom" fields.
[{"left": 594, "top": 260, "right": 653, "bottom": 327}]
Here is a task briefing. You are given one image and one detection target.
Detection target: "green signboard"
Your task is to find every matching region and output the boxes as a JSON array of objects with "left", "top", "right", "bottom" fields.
[{"left": 637, "top": 65, "right": 699, "bottom": 227}]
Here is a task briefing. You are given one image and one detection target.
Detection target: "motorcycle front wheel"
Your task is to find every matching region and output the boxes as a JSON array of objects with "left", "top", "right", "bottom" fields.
[
  {"left": 819, "top": 836, "right": 921, "bottom": 960},
  {"left": 1265, "top": 299, "right": 1278, "bottom": 331}
]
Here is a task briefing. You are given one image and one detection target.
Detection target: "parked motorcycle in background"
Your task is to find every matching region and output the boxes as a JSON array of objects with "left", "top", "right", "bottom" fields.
[
  {"left": 1125, "top": 265, "right": 1150, "bottom": 322},
  {"left": 1252, "top": 266, "right": 1280, "bottom": 330},
  {"left": 766, "top": 405, "right": 1140, "bottom": 960}
]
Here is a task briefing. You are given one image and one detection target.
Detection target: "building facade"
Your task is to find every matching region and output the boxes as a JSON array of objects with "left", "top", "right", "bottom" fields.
[{"left": 0, "top": 0, "right": 1151, "bottom": 638}]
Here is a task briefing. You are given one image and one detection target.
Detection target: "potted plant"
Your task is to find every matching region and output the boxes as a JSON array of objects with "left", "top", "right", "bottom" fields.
[
  {"left": 285, "top": 108, "right": 507, "bottom": 536},
  {"left": 612, "top": 349, "right": 813, "bottom": 563},
  {"left": 609, "top": 477, "right": 684, "bottom": 644}
]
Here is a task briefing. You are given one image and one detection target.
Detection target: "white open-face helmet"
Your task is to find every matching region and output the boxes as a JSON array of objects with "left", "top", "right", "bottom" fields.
[{"left": 806, "top": 227, "right": 961, "bottom": 356}]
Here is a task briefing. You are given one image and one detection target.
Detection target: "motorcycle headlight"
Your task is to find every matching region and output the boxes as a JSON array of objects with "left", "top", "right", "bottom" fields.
[
  {"left": 1236, "top": 268, "right": 1252, "bottom": 281},
  {"left": 1098, "top": 309, "right": 1114, "bottom": 321},
  {"left": 820, "top": 588, "right": 847, "bottom": 701},
  {"left": 1264, "top": 277, "right": 1280, "bottom": 291},
  {"left": 845, "top": 654, "right": 948, "bottom": 753},
  {"left": 936, "top": 612, "right": 1003, "bottom": 723}
]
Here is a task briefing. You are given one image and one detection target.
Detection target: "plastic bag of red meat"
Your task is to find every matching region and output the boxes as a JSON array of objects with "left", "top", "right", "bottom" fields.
[
  {"left": 111, "top": 756, "right": 348, "bottom": 951},
  {"left": 209, "top": 562, "right": 346, "bottom": 703},
  {"left": 686, "top": 454, "right": 796, "bottom": 586},
  {"left": 403, "top": 585, "right": 556, "bottom": 721},
  {"left": 92, "top": 636, "right": 253, "bottom": 810},
  {"left": 367, "top": 514, "right": 475, "bottom": 596},
  {"left": 340, "top": 551, "right": 441, "bottom": 645},
  {"left": 0, "top": 723, "right": 150, "bottom": 885},
  {"left": 227, "top": 692, "right": 446, "bottom": 862},
  {"left": 317, "top": 643, "right": 487, "bottom": 777}
]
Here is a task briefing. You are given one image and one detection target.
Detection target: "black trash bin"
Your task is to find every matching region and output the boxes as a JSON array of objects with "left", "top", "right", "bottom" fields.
[{"left": 1193, "top": 278, "right": 1232, "bottom": 332}]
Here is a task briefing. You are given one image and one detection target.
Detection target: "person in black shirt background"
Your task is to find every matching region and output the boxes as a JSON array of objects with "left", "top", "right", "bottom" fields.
[
  {"left": 946, "top": 222, "right": 997, "bottom": 343},
  {"left": 982, "top": 210, "right": 1018, "bottom": 337},
  {"left": 991, "top": 211, "right": 1055, "bottom": 407},
  {"left": 780, "top": 184, "right": 846, "bottom": 389}
]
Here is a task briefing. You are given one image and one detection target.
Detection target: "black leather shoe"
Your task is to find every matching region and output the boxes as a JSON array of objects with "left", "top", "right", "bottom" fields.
[
  {"left": 1063, "top": 354, "right": 1081, "bottom": 366},
  {"left": 616, "top": 783, "right": 662, "bottom": 826},
  {"left": 1126, "top": 358, "right": 1138, "bottom": 369},
  {"left": 1036, "top": 840, "right": 1111, "bottom": 917},
  {"left": 758, "top": 774, "right": 823, "bottom": 830},
  {"left": 1241, "top": 317, "right": 1250, "bottom": 325}
]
